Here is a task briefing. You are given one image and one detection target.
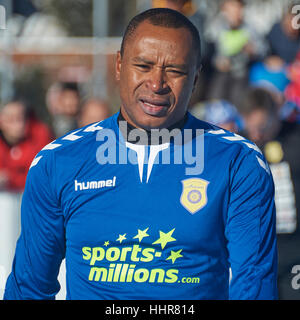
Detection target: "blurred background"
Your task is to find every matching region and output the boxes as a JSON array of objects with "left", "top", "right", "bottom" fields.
[{"left": 0, "top": 0, "right": 299, "bottom": 300}]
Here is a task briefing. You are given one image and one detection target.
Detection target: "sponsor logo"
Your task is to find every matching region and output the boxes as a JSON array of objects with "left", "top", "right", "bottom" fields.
[
  {"left": 74, "top": 176, "right": 116, "bottom": 191},
  {"left": 82, "top": 227, "right": 200, "bottom": 285}
]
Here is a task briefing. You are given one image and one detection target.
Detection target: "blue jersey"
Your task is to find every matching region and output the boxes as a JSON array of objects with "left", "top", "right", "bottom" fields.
[{"left": 4, "top": 112, "right": 278, "bottom": 300}]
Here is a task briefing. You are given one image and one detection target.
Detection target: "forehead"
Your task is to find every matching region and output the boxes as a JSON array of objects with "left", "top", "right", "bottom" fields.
[
  {"left": 1, "top": 102, "right": 25, "bottom": 115},
  {"left": 245, "top": 109, "right": 269, "bottom": 122},
  {"left": 124, "top": 21, "right": 195, "bottom": 61}
]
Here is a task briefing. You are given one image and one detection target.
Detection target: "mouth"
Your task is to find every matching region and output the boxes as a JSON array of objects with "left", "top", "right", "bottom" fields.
[{"left": 138, "top": 98, "right": 171, "bottom": 116}]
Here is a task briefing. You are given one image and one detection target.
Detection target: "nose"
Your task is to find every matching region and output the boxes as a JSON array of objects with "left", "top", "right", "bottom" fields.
[{"left": 146, "top": 67, "right": 170, "bottom": 94}]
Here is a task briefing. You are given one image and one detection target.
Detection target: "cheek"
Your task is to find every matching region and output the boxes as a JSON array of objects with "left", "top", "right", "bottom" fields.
[
  {"left": 171, "top": 78, "right": 194, "bottom": 103},
  {"left": 120, "top": 69, "right": 139, "bottom": 97}
]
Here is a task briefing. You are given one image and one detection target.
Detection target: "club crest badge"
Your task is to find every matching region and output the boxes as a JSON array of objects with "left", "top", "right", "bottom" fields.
[{"left": 180, "top": 178, "right": 209, "bottom": 214}]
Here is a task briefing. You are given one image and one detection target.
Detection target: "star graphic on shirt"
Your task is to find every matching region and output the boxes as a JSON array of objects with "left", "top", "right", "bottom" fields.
[
  {"left": 116, "top": 233, "right": 127, "bottom": 243},
  {"left": 152, "top": 228, "right": 176, "bottom": 250},
  {"left": 133, "top": 227, "right": 149, "bottom": 243},
  {"left": 104, "top": 241, "right": 110, "bottom": 247},
  {"left": 166, "top": 249, "right": 183, "bottom": 264}
]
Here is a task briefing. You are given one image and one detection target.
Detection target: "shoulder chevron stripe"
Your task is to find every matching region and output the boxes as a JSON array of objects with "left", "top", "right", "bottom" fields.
[
  {"left": 42, "top": 141, "right": 62, "bottom": 150},
  {"left": 30, "top": 155, "right": 43, "bottom": 169},
  {"left": 62, "top": 130, "right": 83, "bottom": 141},
  {"left": 30, "top": 122, "right": 105, "bottom": 170},
  {"left": 222, "top": 133, "right": 245, "bottom": 141},
  {"left": 256, "top": 156, "right": 270, "bottom": 174},
  {"left": 208, "top": 129, "right": 226, "bottom": 135},
  {"left": 208, "top": 129, "right": 269, "bottom": 174},
  {"left": 242, "top": 142, "right": 262, "bottom": 155}
]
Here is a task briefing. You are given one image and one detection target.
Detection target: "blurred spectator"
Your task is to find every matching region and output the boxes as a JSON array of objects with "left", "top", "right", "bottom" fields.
[
  {"left": 269, "top": 51, "right": 300, "bottom": 124},
  {"left": 0, "top": 99, "right": 52, "bottom": 192},
  {"left": 151, "top": 0, "right": 206, "bottom": 56},
  {"left": 78, "top": 98, "right": 111, "bottom": 128},
  {"left": 11, "top": 0, "right": 37, "bottom": 17},
  {"left": 249, "top": 55, "right": 290, "bottom": 110},
  {"left": 190, "top": 99, "right": 243, "bottom": 133},
  {"left": 249, "top": 56, "right": 290, "bottom": 98},
  {"left": 241, "top": 87, "right": 281, "bottom": 146},
  {"left": 280, "top": 100, "right": 300, "bottom": 124},
  {"left": 284, "top": 53, "right": 300, "bottom": 110},
  {"left": 151, "top": 0, "right": 210, "bottom": 103},
  {"left": 206, "top": 0, "right": 267, "bottom": 107},
  {"left": 46, "top": 82, "right": 81, "bottom": 138},
  {"left": 3, "top": 0, "right": 68, "bottom": 45},
  {"left": 241, "top": 87, "right": 300, "bottom": 300},
  {"left": 266, "top": 5, "right": 300, "bottom": 65}
]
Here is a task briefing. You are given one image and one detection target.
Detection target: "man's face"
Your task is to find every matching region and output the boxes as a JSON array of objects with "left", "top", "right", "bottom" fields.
[
  {"left": 243, "top": 109, "right": 278, "bottom": 146},
  {"left": 116, "top": 21, "right": 199, "bottom": 130},
  {"left": 222, "top": 0, "right": 244, "bottom": 29},
  {"left": 60, "top": 89, "right": 80, "bottom": 117},
  {"left": 0, "top": 102, "right": 26, "bottom": 144}
]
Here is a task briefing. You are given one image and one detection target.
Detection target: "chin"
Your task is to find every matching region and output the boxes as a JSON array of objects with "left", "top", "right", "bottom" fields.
[{"left": 137, "top": 119, "right": 168, "bottom": 130}]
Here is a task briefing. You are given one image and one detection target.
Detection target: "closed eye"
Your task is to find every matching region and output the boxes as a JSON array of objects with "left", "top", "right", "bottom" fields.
[
  {"left": 134, "top": 64, "right": 151, "bottom": 71},
  {"left": 166, "top": 69, "right": 187, "bottom": 76}
]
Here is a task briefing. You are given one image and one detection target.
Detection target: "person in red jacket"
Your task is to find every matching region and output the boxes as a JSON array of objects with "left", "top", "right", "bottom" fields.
[{"left": 0, "top": 99, "right": 53, "bottom": 192}]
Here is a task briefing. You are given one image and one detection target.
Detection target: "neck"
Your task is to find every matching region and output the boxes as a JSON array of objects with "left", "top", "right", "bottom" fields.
[{"left": 117, "top": 111, "right": 188, "bottom": 145}]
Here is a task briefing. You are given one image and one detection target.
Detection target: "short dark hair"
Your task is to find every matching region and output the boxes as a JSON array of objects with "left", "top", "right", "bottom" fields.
[
  {"left": 0, "top": 97, "right": 29, "bottom": 118},
  {"left": 120, "top": 8, "right": 201, "bottom": 68},
  {"left": 241, "top": 87, "right": 277, "bottom": 115},
  {"left": 60, "top": 82, "right": 80, "bottom": 94}
]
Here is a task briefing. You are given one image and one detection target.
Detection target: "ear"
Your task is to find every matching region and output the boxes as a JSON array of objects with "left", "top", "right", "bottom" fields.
[
  {"left": 192, "top": 67, "right": 201, "bottom": 92},
  {"left": 115, "top": 51, "right": 122, "bottom": 82}
]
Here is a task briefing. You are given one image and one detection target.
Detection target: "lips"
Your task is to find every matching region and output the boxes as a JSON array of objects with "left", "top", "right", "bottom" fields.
[{"left": 139, "top": 97, "right": 170, "bottom": 116}]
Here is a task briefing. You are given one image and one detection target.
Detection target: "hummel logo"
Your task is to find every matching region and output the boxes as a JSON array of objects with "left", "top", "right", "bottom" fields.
[{"left": 75, "top": 176, "right": 116, "bottom": 191}]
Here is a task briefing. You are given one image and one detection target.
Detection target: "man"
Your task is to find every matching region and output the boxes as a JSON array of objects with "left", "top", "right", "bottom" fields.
[
  {"left": 267, "top": 4, "right": 300, "bottom": 65},
  {"left": 241, "top": 87, "right": 300, "bottom": 300},
  {"left": 0, "top": 99, "right": 52, "bottom": 192},
  {"left": 206, "top": 0, "right": 267, "bottom": 107},
  {"left": 46, "top": 82, "right": 81, "bottom": 138},
  {"left": 4, "top": 8, "right": 277, "bottom": 300}
]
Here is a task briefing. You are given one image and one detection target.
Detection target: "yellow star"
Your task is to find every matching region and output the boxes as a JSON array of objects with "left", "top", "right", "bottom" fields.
[
  {"left": 104, "top": 241, "right": 110, "bottom": 247},
  {"left": 166, "top": 249, "right": 183, "bottom": 264},
  {"left": 152, "top": 228, "right": 176, "bottom": 250},
  {"left": 116, "top": 233, "right": 127, "bottom": 243},
  {"left": 133, "top": 227, "right": 150, "bottom": 243}
]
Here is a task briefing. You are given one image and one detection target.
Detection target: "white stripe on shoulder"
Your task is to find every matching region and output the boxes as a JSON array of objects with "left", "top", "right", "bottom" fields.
[
  {"left": 42, "top": 141, "right": 62, "bottom": 151},
  {"left": 243, "top": 142, "right": 263, "bottom": 155},
  {"left": 256, "top": 155, "right": 270, "bottom": 174},
  {"left": 83, "top": 122, "right": 104, "bottom": 132},
  {"left": 62, "top": 130, "right": 83, "bottom": 141},
  {"left": 30, "top": 156, "right": 43, "bottom": 169},
  {"left": 208, "top": 129, "right": 226, "bottom": 135},
  {"left": 222, "top": 133, "right": 245, "bottom": 141}
]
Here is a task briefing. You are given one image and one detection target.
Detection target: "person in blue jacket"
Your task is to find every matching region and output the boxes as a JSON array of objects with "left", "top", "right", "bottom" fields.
[{"left": 4, "top": 8, "right": 278, "bottom": 300}]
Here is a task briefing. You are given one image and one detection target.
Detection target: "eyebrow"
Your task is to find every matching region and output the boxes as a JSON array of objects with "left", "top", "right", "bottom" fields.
[
  {"left": 132, "top": 56, "right": 154, "bottom": 65},
  {"left": 131, "top": 56, "right": 188, "bottom": 70}
]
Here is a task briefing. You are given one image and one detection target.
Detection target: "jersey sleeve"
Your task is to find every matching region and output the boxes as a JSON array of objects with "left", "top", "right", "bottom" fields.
[
  {"left": 226, "top": 149, "right": 278, "bottom": 300},
  {"left": 4, "top": 151, "right": 65, "bottom": 300}
]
